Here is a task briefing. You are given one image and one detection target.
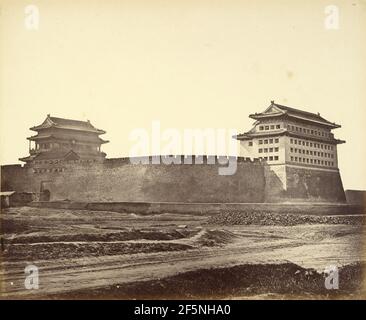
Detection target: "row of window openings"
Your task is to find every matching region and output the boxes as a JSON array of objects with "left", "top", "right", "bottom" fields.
[
  {"left": 249, "top": 138, "right": 279, "bottom": 146},
  {"left": 290, "top": 157, "right": 334, "bottom": 166},
  {"left": 258, "top": 124, "right": 330, "bottom": 138},
  {"left": 290, "top": 148, "right": 334, "bottom": 158},
  {"left": 34, "top": 159, "right": 98, "bottom": 165},
  {"left": 288, "top": 125, "right": 330, "bottom": 138},
  {"left": 258, "top": 124, "right": 281, "bottom": 131},
  {"left": 259, "top": 156, "right": 279, "bottom": 161},
  {"left": 290, "top": 139, "right": 334, "bottom": 150},
  {"left": 36, "top": 143, "right": 99, "bottom": 151},
  {"left": 259, "top": 147, "right": 279, "bottom": 153},
  {"left": 34, "top": 168, "right": 66, "bottom": 174}
]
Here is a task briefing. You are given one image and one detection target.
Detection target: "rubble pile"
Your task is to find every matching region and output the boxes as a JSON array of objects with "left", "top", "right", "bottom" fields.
[{"left": 208, "top": 211, "right": 365, "bottom": 226}]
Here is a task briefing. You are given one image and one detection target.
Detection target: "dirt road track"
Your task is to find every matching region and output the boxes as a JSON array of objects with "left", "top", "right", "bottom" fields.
[{"left": 1, "top": 224, "right": 364, "bottom": 298}]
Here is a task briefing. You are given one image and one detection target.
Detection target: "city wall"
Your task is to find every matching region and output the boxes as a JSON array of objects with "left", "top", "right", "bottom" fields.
[
  {"left": 1, "top": 157, "right": 265, "bottom": 203},
  {"left": 1, "top": 156, "right": 346, "bottom": 204}
]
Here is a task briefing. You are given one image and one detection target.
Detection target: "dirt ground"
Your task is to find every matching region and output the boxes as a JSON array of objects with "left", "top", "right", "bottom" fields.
[{"left": 0, "top": 206, "right": 365, "bottom": 299}]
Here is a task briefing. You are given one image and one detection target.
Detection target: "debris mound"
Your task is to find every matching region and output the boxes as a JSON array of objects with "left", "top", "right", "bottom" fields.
[{"left": 208, "top": 211, "right": 365, "bottom": 226}]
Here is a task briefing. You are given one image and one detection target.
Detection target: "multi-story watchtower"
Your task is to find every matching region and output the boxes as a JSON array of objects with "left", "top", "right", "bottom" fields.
[
  {"left": 19, "top": 115, "right": 109, "bottom": 167},
  {"left": 235, "top": 101, "right": 346, "bottom": 202}
]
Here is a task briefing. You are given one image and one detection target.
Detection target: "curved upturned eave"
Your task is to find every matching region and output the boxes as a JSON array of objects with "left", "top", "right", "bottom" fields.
[
  {"left": 249, "top": 113, "right": 341, "bottom": 129},
  {"left": 234, "top": 130, "right": 345, "bottom": 144}
]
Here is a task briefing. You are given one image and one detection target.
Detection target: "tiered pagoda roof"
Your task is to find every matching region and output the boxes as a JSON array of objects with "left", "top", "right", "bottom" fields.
[
  {"left": 20, "top": 115, "right": 109, "bottom": 164},
  {"left": 234, "top": 101, "right": 345, "bottom": 144},
  {"left": 30, "top": 115, "right": 106, "bottom": 134},
  {"left": 249, "top": 101, "right": 341, "bottom": 128}
]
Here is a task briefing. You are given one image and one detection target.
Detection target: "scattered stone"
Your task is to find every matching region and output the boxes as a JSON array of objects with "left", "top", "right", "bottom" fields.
[{"left": 207, "top": 211, "right": 365, "bottom": 226}]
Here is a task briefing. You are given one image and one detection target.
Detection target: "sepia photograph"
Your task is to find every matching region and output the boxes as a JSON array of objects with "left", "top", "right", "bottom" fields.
[{"left": 0, "top": 0, "right": 365, "bottom": 306}]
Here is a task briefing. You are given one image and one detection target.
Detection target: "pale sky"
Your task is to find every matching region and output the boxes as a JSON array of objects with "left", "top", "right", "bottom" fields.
[{"left": 1, "top": 0, "right": 366, "bottom": 189}]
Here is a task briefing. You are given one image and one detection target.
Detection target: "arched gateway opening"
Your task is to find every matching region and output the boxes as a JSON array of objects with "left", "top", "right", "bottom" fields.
[{"left": 40, "top": 189, "right": 50, "bottom": 201}]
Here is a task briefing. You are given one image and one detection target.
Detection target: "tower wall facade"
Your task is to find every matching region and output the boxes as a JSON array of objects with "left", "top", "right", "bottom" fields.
[{"left": 264, "top": 164, "right": 346, "bottom": 203}]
